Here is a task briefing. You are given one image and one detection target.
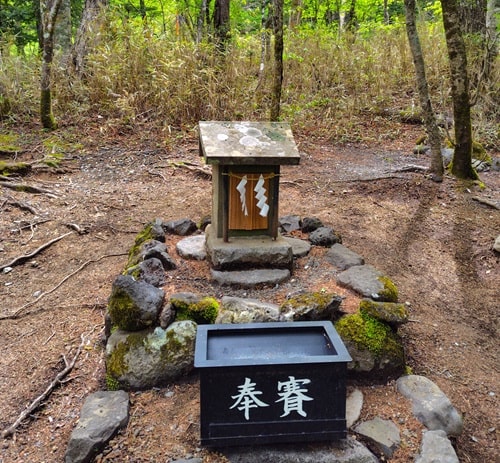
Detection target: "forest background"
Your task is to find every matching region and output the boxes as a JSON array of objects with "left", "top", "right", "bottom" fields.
[{"left": 0, "top": 0, "right": 498, "bottom": 158}]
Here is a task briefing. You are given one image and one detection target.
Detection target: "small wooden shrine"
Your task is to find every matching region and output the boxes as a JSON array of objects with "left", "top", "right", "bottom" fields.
[{"left": 199, "top": 121, "right": 300, "bottom": 242}]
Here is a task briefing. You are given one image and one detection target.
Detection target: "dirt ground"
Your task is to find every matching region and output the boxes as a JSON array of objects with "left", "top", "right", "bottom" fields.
[{"left": 0, "top": 120, "right": 498, "bottom": 463}]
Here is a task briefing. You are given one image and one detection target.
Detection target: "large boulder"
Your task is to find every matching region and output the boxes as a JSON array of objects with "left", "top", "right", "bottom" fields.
[
  {"left": 279, "top": 291, "right": 343, "bottom": 321},
  {"left": 334, "top": 312, "right": 405, "bottom": 378},
  {"left": 106, "top": 321, "right": 197, "bottom": 390},
  {"left": 107, "top": 275, "right": 165, "bottom": 331}
]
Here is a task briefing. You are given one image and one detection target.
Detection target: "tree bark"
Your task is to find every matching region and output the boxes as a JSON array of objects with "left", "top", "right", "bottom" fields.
[
  {"left": 289, "top": 0, "right": 302, "bottom": 29},
  {"left": 270, "top": 0, "right": 283, "bottom": 121},
  {"left": 72, "top": 0, "right": 109, "bottom": 75},
  {"left": 404, "top": 0, "right": 443, "bottom": 181},
  {"left": 440, "top": 0, "right": 476, "bottom": 179},
  {"left": 54, "top": 0, "right": 72, "bottom": 57},
  {"left": 40, "top": 0, "right": 63, "bottom": 130},
  {"left": 214, "top": 0, "right": 230, "bottom": 50}
]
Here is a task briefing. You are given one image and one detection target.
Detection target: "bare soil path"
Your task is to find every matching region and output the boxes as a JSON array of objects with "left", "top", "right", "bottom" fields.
[{"left": 0, "top": 122, "right": 498, "bottom": 462}]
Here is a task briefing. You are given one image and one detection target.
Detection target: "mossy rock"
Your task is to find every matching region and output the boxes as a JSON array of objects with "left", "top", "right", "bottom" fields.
[
  {"left": 335, "top": 312, "right": 405, "bottom": 378},
  {"left": 279, "top": 291, "right": 343, "bottom": 321},
  {"left": 105, "top": 321, "right": 197, "bottom": 390},
  {"left": 173, "top": 295, "right": 219, "bottom": 324},
  {"left": 359, "top": 298, "right": 409, "bottom": 326},
  {"left": 107, "top": 275, "right": 164, "bottom": 331},
  {"left": 126, "top": 222, "right": 165, "bottom": 269}
]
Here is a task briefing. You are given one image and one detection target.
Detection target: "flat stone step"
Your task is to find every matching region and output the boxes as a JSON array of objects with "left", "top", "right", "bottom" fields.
[{"left": 211, "top": 268, "right": 291, "bottom": 287}]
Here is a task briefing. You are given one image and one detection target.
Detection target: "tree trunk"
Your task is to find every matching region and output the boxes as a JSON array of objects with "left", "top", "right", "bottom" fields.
[
  {"left": 289, "top": 0, "right": 302, "bottom": 29},
  {"left": 483, "top": 0, "right": 498, "bottom": 84},
  {"left": 40, "top": 0, "right": 63, "bottom": 130},
  {"left": 440, "top": 0, "right": 476, "bottom": 180},
  {"left": 72, "top": 0, "right": 109, "bottom": 76},
  {"left": 197, "top": 0, "right": 209, "bottom": 43},
  {"left": 54, "top": 0, "right": 71, "bottom": 57},
  {"left": 270, "top": 0, "right": 283, "bottom": 121},
  {"left": 214, "top": 0, "right": 230, "bottom": 50},
  {"left": 404, "top": 0, "right": 443, "bottom": 181}
]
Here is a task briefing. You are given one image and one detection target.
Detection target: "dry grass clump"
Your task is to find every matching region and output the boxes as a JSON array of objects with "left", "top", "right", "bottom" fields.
[{"left": 0, "top": 18, "right": 498, "bottom": 147}]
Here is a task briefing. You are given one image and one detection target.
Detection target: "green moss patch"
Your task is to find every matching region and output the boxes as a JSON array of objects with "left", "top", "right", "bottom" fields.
[
  {"left": 377, "top": 276, "right": 398, "bottom": 302},
  {"left": 173, "top": 296, "right": 219, "bottom": 324},
  {"left": 0, "top": 161, "right": 31, "bottom": 176},
  {"left": 335, "top": 312, "right": 403, "bottom": 360}
]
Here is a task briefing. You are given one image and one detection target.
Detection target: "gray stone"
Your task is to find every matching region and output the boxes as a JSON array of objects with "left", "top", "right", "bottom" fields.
[
  {"left": 283, "top": 236, "right": 311, "bottom": 258},
  {"left": 301, "top": 216, "right": 324, "bottom": 233},
  {"left": 325, "top": 243, "right": 364, "bottom": 270},
  {"left": 65, "top": 391, "right": 129, "bottom": 463},
  {"left": 150, "top": 218, "right": 166, "bottom": 242},
  {"left": 125, "top": 258, "right": 166, "bottom": 287},
  {"left": 279, "top": 214, "right": 302, "bottom": 233},
  {"left": 107, "top": 275, "right": 165, "bottom": 331},
  {"left": 336, "top": 265, "right": 398, "bottom": 302},
  {"left": 279, "top": 291, "right": 343, "bottom": 321},
  {"left": 206, "top": 226, "right": 293, "bottom": 270},
  {"left": 216, "top": 296, "right": 281, "bottom": 323},
  {"left": 176, "top": 235, "right": 207, "bottom": 260},
  {"left": 346, "top": 388, "right": 363, "bottom": 429},
  {"left": 211, "top": 268, "right": 291, "bottom": 287},
  {"left": 415, "top": 430, "right": 459, "bottom": 463},
  {"left": 164, "top": 218, "right": 198, "bottom": 236},
  {"left": 494, "top": 235, "right": 500, "bottom": 253},
  {"left": 354, "top": 417, "right": 400, "bottom": 458},
  {"left": 222, "top": 438, "right": 379, "bottom": 463},
  {"left": 309, "top": 226, "right": 342, "bottom": 247},
  {"left": 359, "top": 299, "right": 409, "bottom": 326},
  {"left": 396, "top": 375, "right": 463, "bottom": 436},
  {"left": 140, "top": 240, "right": 177, "bottom": 270},
  {"left": 159, "top": 302, "right": 175, "bottom": 329},
  {"left": 171, "top": 459, "right": 202, "bottom": 463},
  {"left": 106, "top": 321, "right": 197, "bottom": 389}
]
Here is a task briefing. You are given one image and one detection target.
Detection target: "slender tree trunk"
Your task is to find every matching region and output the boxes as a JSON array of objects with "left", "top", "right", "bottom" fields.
[
  {"left": 54, "top": 0, "right": 71, "bottom": 57},
  {"left": 440, "top": 0, "right": 476, "bottom": 179},
  {"left": 483, "top": 0, "right": 498, "bottom": 84},
  {"left": 214, "top": 0, "right": 230, "bottom": 50},
  {"left": 270, "top": 0, "right": 283, "bottom": 121},
  {"left": 404, "top": 0, "right": 443, "bottom": 181},
  {"left": 289, "top": 0, "right": 302, "bottom": 29},
  {"left": 40, "top": 0, "right": 63, "bottom": 130},
  {"left": 72, "top": 0, "right": 109, "bottom": 76},
  {"left": 197, "top": 0, "right": 208, "bottom": 43}
]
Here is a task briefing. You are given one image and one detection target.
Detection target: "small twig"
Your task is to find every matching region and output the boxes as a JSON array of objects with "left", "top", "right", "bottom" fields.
[
  {"left": 4, "top": 197, "right": 39, "bottom": 215},
  {"left": 1, "top": 334, "right": 86, "bottom": 439},
  {"left": 0, "top": 252, "right": 128, "bottom": 320},
  {"left": 0, "top": 231, "right": 73, "bottom": 271}
]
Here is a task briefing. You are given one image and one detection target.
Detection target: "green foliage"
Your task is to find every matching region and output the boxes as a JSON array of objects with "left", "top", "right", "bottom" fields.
[{"left": 0, "top": 3, "right": 497, "bottom": 148}]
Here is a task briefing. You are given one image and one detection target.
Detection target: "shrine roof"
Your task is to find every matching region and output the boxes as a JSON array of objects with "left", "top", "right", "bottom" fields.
[{"left": 199, "top": 121, "right": 301, "bottom": 166}]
